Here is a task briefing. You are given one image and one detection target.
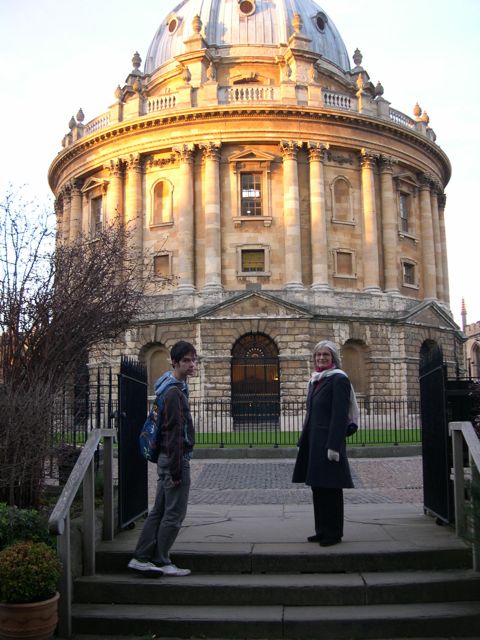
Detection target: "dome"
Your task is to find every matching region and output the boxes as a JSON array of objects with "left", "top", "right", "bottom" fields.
[{"left": 144, "top": 0, "right": 350, "bottom": 75}]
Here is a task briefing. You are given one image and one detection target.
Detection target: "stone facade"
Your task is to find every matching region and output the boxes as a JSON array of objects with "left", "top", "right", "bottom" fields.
[{"left": 48, "top": 0, "right": 462, "bottom": 401}]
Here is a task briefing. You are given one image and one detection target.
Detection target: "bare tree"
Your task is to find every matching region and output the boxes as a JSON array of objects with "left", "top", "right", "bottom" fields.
[{"left": 0, "top": 188, "right": 165, "bottom": 507}]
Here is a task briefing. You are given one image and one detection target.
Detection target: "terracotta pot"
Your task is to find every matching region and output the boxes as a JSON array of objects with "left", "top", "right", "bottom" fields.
[{"left": 0, "top": 592, "right": 59, "bottom": 640}]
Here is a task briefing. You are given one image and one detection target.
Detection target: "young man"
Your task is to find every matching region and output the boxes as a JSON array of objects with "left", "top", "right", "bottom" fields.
[{"left": 128, "top": 340, "right": 197, "bottom": 576}]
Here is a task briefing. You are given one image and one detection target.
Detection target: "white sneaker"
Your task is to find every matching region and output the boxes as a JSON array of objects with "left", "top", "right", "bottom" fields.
[
  {"left": 159, "top": 563, "right": 191, "bottom": 576},
  {"left": 128, "top": 558, "right": 163, "bottom": 573}
]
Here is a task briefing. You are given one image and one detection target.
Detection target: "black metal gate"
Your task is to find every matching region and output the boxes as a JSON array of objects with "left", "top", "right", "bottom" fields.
[
  {"left": 419, "top": 341, "right": 454, "bottom": 523},
  {"left": 231, "top": 333, "right": 280, "bottom": 427},
  {"left": 118, "top": 357, "right": 148, "bottom": 529}
]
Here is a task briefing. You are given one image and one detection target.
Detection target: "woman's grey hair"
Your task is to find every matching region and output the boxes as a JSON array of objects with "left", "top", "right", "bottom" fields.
[{"left": 313, "top": 340, "right": 341, "bottom": 368}]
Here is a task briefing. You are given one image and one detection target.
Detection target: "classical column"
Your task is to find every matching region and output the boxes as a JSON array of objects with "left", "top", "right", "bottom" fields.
[
  {"left": 173, "top": 144, "right": 196, "bottom": 293},
  {"left": 308, "top": 142, "right": 330, "bottom": 290},
  {"left": 201, "top": 141, "right": 222, "bottom": 292},
  {"left": 62, "top": 188, "right": 71, "bottom": 244},
  {"left": 418, "top": 175, "right": 437, "bottom": 299},
  {"left": 125, "top": 153, "right": 144, "bottom": 261},
  {"left": 69, "top": 179, "right": 82, "bottom": 242},
  {"left": 379, "top": 156, "right": 399, "bottom": 294},
  {"left": 54, "top": 196, "right": 64, "bottom": 245},
  {"left": 360, "top": 150, "right": 381, "bottom": 292},
  {"left": 430, "top": 184, "right": 444, "bottom": 301},
  {"left": 438, "top": 193, "right": 450, "bottom": 304},
  {"left": 280, "top": 140, "right": 303, "bottom": 289},
  {"left": 105, "top": 158, "right": 124, "bottom": 225}
]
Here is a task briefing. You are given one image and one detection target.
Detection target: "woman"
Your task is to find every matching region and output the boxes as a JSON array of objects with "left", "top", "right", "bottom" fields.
[{"left": 292, "top": 340, "right": 357, "bottom": 546}]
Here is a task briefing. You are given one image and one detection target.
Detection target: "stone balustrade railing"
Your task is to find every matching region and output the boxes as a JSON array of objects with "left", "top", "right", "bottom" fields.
[
  {"left": 389, "top": 108, "right": 416, "bottom": 129},
  {"left": 147, "top": 94, "right": 177, "bottom": 113},
  {"left": 221, "top": 85, "right": 278, "bottom": 103},
  {"left": 84, "top": 113, "right": 111, "bottom": 135},
  {"left": 69, "top": 89, "right": 429, "bottom": 145},
  {"left": 322, "top": 90, "right": 356, "bottom": 111}
]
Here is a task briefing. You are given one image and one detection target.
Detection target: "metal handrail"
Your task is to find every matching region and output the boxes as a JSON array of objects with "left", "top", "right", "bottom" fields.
[
  {"left": 449, "top": 421, "right": 480, "bottom": 571},
  {"left": 48, "top": 428, "right": 116, "bottom": 638}
]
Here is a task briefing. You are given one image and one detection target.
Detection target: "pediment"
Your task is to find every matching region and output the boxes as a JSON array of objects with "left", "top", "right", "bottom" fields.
[
  {"left": 81, "top": 177, "right": 108, "bottom": 193},
  {"left": 196, "top": 292, "right": 312, "bottom": 319},
  {"left": 402, "top": 301, "right": 459, "bottom": 330},
  {"left": 229, "top": 148, "right": 276, "bottom": 163}
]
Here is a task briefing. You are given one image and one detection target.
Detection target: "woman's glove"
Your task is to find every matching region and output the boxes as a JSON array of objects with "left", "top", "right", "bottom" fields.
[{"left": 327, "top": 449, "right": 340, "bottom": 462}]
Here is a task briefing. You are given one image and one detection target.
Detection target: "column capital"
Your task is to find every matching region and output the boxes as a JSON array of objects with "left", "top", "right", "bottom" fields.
[
  {"left": 173, "top": 143, "right": 195, "bottom": 164},
  {"left": 438, "top": 193, "right": 447, "bottom": 210},
  {"left": 360, "top": 148, "right": 379, "bottom": 168},
  {"left": 280, "top": 140, "right": 302, "bottom": 160},
  {"left": 126, "top": 152, "right": 144, "bottom": 173},
  {"left": 418, "top": 172, "right": 435, "bottom": 190},
  {"left": 68, "top": 177, "right": 83, "bottom": 195},
  {"left": 200, "top": 141, "right": 221, "bottom": 160},
  {"left": 378, "top": 155, "right": 396, "bottom": 173},
  {"left": 307, "top": 141, "right": 329, "bottom": 162},
  {"left": 105, "top": 158, "right": 125, "bottom": 177}
]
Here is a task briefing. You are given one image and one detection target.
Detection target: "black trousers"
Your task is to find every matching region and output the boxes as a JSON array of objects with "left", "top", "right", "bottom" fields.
[{"left": 311, "top": 487, "right": 344, "bottom": 540}]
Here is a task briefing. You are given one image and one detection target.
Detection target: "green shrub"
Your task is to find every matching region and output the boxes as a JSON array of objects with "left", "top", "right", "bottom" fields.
[
  {"left": 0, "top": 503, "right": 53, "bottom": 551},
  {"left": 0, "top": 541, "right": 62, "bottom": 603}
]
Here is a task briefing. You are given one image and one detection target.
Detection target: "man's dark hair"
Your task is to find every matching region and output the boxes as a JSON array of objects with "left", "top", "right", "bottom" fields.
[{"left": 170, "top": 340, "right": 197, "bottom": 364}]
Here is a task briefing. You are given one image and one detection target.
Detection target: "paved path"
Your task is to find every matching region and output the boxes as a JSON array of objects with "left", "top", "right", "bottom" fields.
[{"left": 149, "top": 456, "right": 423, "bottom": 506}]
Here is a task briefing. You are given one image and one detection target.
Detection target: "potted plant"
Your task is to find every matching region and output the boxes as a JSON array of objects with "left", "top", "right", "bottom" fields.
[{"left": 0, "top": 540, "right": 62, "bottom": 640}]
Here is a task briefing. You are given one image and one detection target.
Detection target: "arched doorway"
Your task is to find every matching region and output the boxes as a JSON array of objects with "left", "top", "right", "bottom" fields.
[{"left": 231, "top": 333, "right": 280, "bottom": 426}]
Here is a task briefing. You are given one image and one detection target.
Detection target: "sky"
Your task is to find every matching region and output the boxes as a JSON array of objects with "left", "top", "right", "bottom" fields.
[{"left": 0, "top": 0, "right": 478, "bottom": 327}]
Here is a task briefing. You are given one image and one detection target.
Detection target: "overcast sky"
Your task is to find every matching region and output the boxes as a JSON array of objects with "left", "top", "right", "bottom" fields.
[{"left": 1, "top": 0, "right": 478, "bottom": 327}]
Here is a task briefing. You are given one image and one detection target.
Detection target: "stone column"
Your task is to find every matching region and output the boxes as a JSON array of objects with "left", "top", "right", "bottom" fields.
[
  {"left": 125, "top": 153, "right": 144, "bottom": 261},
  {"left": 430, "top": 184, "right": 444, "bottom": 301},
  {"left": 360, "top": 150, "right": 381, "bottom": 292},
  {"left": 105, "top": 158, "right": 124, "bottom": 225},
  {"left": 379, "top": 156, "right": 399, "bottom": 294},
  {"left": 62, "top": 188, "right": 71, "bottom": 244},
  {"left": 308, "top": 142, "right": 330, "bottom": 290},
  {"left": 280, "top": 140, "right": 303, "bottom": 289},
  {"left": 438, "top": 193, "right": 450, "bottom": 305},
  {"left": 201, "top": 141, "right": 222, "bottom": 292},
  {"left": 173, "top": 144, "right": 196, "bottom": 293},
  {"left": 69, "top": 179, "right": 82, "bottom": 242},
  {"left": 419, "top": 175, "right": 437, "bottom": 299},
  {"left": 54, "top": 196, "right": 64, "bottom": 245}
]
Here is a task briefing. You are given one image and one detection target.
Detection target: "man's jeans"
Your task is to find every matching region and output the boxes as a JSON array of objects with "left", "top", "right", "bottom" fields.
[{"left": 134, "top": 454, "right": 191, "bottom": 565}]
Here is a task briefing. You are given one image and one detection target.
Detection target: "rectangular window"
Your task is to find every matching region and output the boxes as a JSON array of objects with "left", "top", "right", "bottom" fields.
[
  {"left": 91, "top": 196, "right": 103, "bottom": 235},
  {"left": 399, "top": 193, "right": 409, "bottom": 233},
  {"left": 154, "top": 254, "right": 170, "bottom": 276},
  {"left": 241, "top": 249, "right": 265, "bottom": 272},
  {"left": 241, "top": 173, "right": 262, "bottom": 216},
  {"left": 403, "top": 261, "right": 415, "bottom": 285}
]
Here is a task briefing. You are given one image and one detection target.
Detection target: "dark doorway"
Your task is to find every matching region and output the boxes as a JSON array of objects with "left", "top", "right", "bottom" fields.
[{"left": 231, "top": 333, "right": 280, "bottom": 427}]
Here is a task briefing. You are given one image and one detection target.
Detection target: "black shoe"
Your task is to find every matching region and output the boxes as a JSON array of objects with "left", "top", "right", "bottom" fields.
[
  {"left": 319, "top": 538, "right": 341, "bottom": 547},
  {"left": 307, "top": 534, "right": 323, "bottom": 543}
]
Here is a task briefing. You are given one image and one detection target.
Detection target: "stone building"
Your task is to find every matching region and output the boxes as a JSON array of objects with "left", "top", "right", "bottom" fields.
[
  {"left": 461, "top": 300, "right": 480, "bottom": 379},
  {"left": 48, "top": 0, "right": 462, "bottom": 405}
]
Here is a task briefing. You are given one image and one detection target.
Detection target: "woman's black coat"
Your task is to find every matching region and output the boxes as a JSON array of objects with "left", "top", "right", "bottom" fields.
[{"left": 292, "top": 373, "right": 354, "bottom": 488}]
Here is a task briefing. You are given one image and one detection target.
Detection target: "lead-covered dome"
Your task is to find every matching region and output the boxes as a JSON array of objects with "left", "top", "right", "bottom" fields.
[{"left": 144, "top": 0, "right": 350, "bottom": 74}]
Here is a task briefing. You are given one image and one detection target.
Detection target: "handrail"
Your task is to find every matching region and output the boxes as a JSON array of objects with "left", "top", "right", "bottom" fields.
[
  {"left": 449, "top": 421, "right": 480, "bottom": 571},
  {"left": 48, "top": 428, "right": 116, "bottom": 638}
]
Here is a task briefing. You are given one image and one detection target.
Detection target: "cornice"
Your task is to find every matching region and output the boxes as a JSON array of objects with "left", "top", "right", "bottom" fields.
[{"left": 48, "top": 105, "right": 451, "bottom": 191}]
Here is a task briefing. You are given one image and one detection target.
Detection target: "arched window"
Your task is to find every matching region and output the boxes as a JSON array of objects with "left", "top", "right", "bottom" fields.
[
  {"left": 332, "top": 177, "right": 353, "bottom": 222},
  {"left": 151, "top": 180, "right": 173, "bottom": 226},
  {"left": 147, "top": 346, "right": 171, "bottom": 396},
  {"left": 341, "top": 340, "right": 368, "bottom": 395}
]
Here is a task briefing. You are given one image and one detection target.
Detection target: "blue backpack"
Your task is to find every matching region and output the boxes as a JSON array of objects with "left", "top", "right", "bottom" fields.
[
  {"left": 138, "top": 397, "right": 163, "bottom": 463},
  {"left": 138, "top": 372, "right": 185, "bottom": 462}
]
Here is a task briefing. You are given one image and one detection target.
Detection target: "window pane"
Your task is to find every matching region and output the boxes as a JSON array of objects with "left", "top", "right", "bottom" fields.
[
  {"left": 242, "top": 249, "right": 265, "bottom": 272},
  {"left": 336, "top": 252, "right": 352, "bottom": 275},
  {"left": 403, "top": 262, "right": 415, "bottom": 284},
  {"left": 91, "top": 196, "right": 102, "bottom": 234},
  {"left": 153, "top": 181, "right": 171, "bottom": 224},
  {"left": 334, "top": 179, "right": 350, "bottom": 220},
  {"left": 399, "top": 193, "right": 409, "bottom": 232},
  {"left": 241, "top": 173, "right": 262, "bottom": 216}
]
